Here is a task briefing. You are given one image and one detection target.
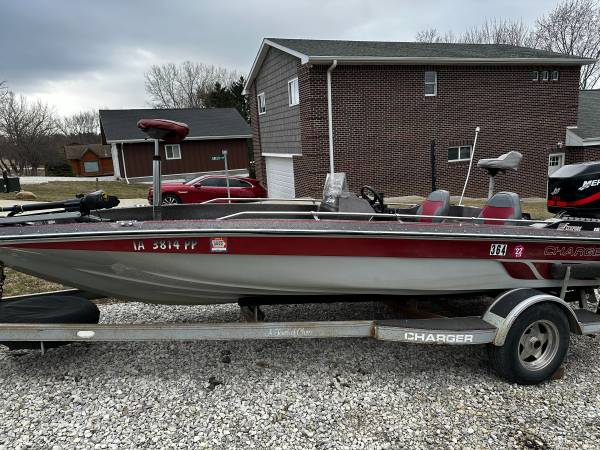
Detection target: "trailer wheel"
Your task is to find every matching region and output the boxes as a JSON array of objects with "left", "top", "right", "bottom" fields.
[{"left": 489, "top": 303, "right": 569, "bottom": 385}]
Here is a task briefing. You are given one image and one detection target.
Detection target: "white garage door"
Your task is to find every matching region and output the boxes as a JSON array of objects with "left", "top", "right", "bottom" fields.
[{"left": 265, "top": 156, "right": 295, "bottom": 199}]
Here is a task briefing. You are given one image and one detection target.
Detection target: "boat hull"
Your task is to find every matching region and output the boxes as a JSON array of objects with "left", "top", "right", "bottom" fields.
[{"left": 1, "top": 229, "right": 598, "bottom": 304}]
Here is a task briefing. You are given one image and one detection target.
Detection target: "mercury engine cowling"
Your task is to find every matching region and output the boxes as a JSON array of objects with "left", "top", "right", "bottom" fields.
[{"left": 548, "top": 161, "right": 600, "bottom": 217}]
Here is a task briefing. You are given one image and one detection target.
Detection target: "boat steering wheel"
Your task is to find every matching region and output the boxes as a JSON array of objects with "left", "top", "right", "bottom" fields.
[{"left": 360, "top": 186, "right": 385, "bottom": 213}]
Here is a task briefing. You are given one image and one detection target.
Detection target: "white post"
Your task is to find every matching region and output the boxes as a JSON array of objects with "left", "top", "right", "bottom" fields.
[
  {"left": 223, "top": 149, "right": 230, "bottom": 204},
  {"left": 459, "top": 126, "right": 480, "bottom": 206}
]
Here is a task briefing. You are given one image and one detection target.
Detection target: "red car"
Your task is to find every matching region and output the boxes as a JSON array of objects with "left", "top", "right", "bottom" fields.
[{"left": 148, "top": 175, "right": 267, "bottom": 205}]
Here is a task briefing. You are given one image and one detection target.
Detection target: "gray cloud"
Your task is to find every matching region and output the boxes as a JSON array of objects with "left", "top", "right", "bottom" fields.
[{"left": 0, "top": 0, "right": 561, "bottom": 115}]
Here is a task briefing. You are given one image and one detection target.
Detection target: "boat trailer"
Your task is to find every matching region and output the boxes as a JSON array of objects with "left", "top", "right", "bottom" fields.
[{"left": 1, "top": 286, "right": 600, "bottom": 384}]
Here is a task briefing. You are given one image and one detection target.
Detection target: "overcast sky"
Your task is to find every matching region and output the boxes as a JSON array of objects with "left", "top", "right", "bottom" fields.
[{"left": 0, "top": 0, "right": 563, "bottom": 116}]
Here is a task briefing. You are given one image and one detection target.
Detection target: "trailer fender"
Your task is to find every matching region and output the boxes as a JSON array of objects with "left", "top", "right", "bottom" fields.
[{"left": 482, "top": 288, "right": 581, "bottom": 346}]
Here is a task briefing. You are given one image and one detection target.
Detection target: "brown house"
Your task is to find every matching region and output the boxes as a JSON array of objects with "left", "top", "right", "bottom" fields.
[
  {"left": 244, "top": 38, "right": 595, "bottom": 198},
  {"left": 65, "top": 144, "right": 114, "bottom": 176},
  {"left": 99, "top": 108, "right": 251, "bottom": 181}
]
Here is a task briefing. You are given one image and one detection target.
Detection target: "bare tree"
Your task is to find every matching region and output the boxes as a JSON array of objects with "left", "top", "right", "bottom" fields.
[
  {"left": 534, "top": 0, "right": 600, "bottom": 89},
  {"left": 59, "top": 110, "right": 100, "bottom": 143},
  {"left": 415, "top": 29, "right": 456, "bottom": 43},
  {"left": 0, "top": 92, "right": 57, "bottom": 174},
  {"left": 416, "top": 19, "right": 533, "bottom": 46},
  {"left": 144, "top": 62, "right": 241, "bottom": 108},
  {"left": 0, "top": 82, "right": 7, "bottom": 112},
  {"left": 462, "top": 18, "right": 535, "bottom": 46}
]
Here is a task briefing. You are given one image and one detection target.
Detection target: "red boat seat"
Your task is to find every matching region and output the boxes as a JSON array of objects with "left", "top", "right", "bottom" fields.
[
  {"left": 479, "top": 192, "right": 522, "bottom": 225},
  {"left": 416, "top": 190, "right": 450, "bottom": 222},
  {"left": 137, "top": 119, "right": 190, "bottom": 144}
]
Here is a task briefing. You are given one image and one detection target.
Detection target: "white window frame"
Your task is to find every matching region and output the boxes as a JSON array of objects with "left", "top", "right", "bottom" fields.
[
  {"left": 424, "top": 71, "right": 437, "bottom": 97},
  {"left": 288, "top": 78, "right": 299, "bottom": 106},
  {"left": 552, "top": 70, "right": 559, "bottom": 81},
  {"left": 165, "top": 144, "right": 182, "bottom": 160},
  {"left": 448, "top": 145, "right": 472, "bottom": 162},
  {"left": 548, "top": 153, "right": 565, "bottom": 175},
  {"left": 532, "top": 71, "right": 539, "bottom": 81},
  {"left": 83, "top": 160, "right": 99, "bottom": 173},
  {"left": 542, "top": 70, "right": 549, "bottom": 81},
  {"left": 257, "top": 92, "right": 266, "bottom": 115}
]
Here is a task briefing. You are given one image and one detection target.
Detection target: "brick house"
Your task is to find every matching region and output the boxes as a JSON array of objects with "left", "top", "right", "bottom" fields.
[
  {"left": 99, "top": 108, "right": 251, "bottom": 182},
  {"left": 244, "top": 38, "right": 594, "bottom": 198},
  {"left": 64, "top": 144, "right": 114, "bottom": 177},
  {"left": 565, "top": 89, "right": 600, "bottom": 167}
]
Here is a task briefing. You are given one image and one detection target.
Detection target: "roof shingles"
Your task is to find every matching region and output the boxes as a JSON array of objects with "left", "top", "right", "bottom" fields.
[
  {"left": 64, "top": 144, "right": 111, "bottom": 160},
  {"left": 267, "top": 38, "right": 591, "bottom": 61}
]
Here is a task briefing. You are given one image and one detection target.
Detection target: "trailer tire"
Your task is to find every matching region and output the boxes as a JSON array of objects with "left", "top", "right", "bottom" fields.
[{"left": 489, "top": 303, "right": 569, "bottom": 385}]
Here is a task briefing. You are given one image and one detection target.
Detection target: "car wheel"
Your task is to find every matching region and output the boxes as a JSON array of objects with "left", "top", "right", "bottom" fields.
[
  {"left": 489, "top": 303, "right": 570, "bottom": 385},
  {"left": 161, "top": 194, "right": 181, "bottom": 205}
]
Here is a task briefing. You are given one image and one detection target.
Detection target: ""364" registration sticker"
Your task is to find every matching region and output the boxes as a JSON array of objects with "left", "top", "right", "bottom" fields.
[{"left": 489, "top": 243, "right": 507, "bottom": 256}]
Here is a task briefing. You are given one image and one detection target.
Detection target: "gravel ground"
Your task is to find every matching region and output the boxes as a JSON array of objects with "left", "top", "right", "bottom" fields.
[{"left": 0, "top": 300, "right": 600, "bottom": 449}]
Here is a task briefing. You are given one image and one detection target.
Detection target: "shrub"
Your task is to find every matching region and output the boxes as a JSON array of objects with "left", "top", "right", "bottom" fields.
[{"left": 45, "top": 162, "right": 74, "bottom": 177}]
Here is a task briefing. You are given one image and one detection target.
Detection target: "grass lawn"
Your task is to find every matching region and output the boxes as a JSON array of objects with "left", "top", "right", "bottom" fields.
[
  {"left": 3, "top": 268, "right": 64, "bottom": 297},
  {"left": 0, "top": 180, "right": 149, "bottom": 202}
]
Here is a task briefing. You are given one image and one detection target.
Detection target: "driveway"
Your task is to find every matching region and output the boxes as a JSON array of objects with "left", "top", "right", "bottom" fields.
[{"left": 0, "top": 300, "right": 599, "bottom": 449}]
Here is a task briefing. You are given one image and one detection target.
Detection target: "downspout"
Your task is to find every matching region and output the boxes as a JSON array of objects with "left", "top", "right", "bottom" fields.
[
  {"left": 120, "top": 143, "right": 129, "bottom": 184},
  {"left": 327, "top": 59, "right": 338, "bottom": 177}
]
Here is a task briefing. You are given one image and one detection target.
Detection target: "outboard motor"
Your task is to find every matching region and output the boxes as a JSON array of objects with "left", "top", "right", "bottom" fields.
[{"left": 548, "top": 161, "right": 600, "bottom": 218}]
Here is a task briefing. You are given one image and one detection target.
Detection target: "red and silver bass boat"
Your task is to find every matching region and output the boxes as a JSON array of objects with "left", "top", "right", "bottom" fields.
[{"left": 0, "top": 158, "right": 600, "bottom": 305}]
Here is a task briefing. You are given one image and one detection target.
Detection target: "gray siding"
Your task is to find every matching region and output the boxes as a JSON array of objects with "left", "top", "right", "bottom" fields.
[{"left": 255, "top": 48, "right": 301, "bottom": 155}]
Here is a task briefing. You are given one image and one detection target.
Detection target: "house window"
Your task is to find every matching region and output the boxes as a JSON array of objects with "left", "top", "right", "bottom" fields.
[
  {"left": 257, "top": 92, "right": 266, "bottom": 114},
  {"left": 552, "top": 70, "right": 559, "bottom": 81},
  {"left": 288, "top": 78, "right": 299, "bottom": 106},
  {"left": 448, "top": 145, "right": 472, "bottom": 162},
  {"left": 532, "top": 71, "right": 539, "bottom": 81},
  {"left": 165, "top": 144, "right": 181, "bottom": 160},
  {"left": 542, "top": 70, "right": 549, "bottom": 81},
  {"left": 83, "top": 161, "right": 99, "bottom": 173},
  {"left": 424, "top": 71, "right": 437, "bottom": 96},
  {"left": 548, "top": 153, "right": 565, "bottom": 176}
]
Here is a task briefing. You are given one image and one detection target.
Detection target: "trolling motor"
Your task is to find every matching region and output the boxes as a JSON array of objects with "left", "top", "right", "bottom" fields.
[
  {"left": 137, "top": 119, "right": 189, "bottom": 220},
  {"left": 1, "top": 191, "right": 120, "bottom": 217}
]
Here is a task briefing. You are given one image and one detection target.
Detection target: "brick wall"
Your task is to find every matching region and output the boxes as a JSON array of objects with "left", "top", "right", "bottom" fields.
[
  {"left": 294, "top": 64, "right": 581, "bottom": 198},
  {"left": 566, "top": 146, "right": 600, "bottom": 164}
]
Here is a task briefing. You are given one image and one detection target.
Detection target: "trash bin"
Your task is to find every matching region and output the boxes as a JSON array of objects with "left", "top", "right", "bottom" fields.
[
  {"left": 6, "top": 177, "right": 20, "bottom": 193},
  {"left": 5, "top": 177, "right": 21, "bottom": 192}
]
